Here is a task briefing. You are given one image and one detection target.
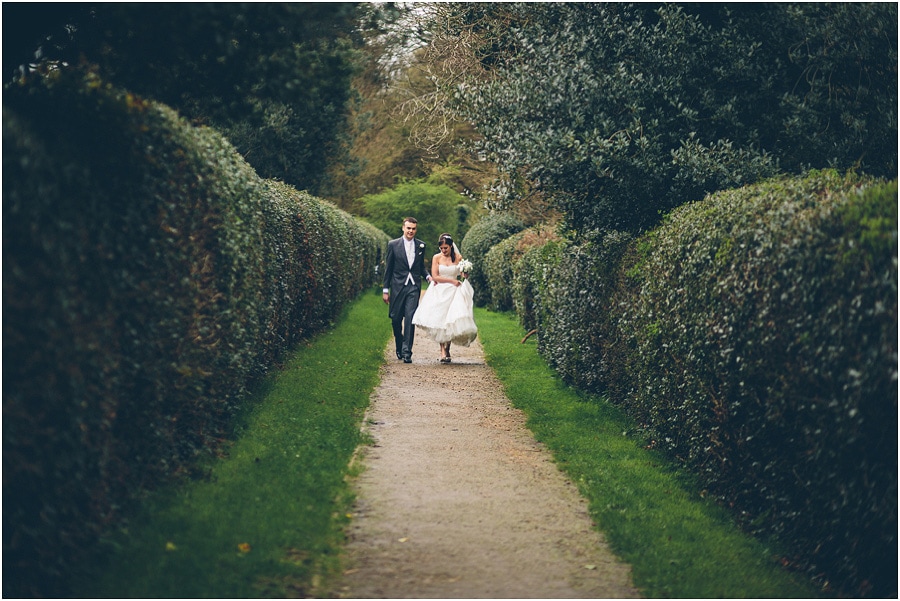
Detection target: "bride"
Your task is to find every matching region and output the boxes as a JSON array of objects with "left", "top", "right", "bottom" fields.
[{"left": 412, "top": 233, "right": 477, "bottom": 363}]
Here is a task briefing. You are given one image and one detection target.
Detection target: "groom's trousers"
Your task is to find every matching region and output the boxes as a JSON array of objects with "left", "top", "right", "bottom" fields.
[{"left": 391, "top": 284, "right": 420, "bottom": 359}]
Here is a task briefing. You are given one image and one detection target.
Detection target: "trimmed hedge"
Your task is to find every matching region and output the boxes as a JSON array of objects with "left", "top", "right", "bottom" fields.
[
  {"left": 2, "top": 68, "right": 387, "bottom": 597},
  {"left": 609, "top": 171, "right": 896, "bottom": 597},
  {"left": 460, "top": 212, "right": 525, "bottom": 307},
  {"left": 483, "top": 225, "right": 560, "bottom": 312},
  {"left": 531, "top": 230, "right": 634, "bottom": 394},
  {"left": 503, "top": 171, "right": 897, "bottom": 597}
]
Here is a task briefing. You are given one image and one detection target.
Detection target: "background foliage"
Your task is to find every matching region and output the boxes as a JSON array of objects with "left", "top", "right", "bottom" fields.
[
  {"left": 360, "top": 176, "right": 474, "bottom": 260},
  {"left": 415, "top": 3, "right": 897, "bottom": 235},
  {"left": 2, "top": 68, "right": 387, "bottom": 598},
  {"left": 320, "top": 24, "right": 499, "bottom": 214},
  {"left": 3, "top": 3, "right": 365, "bottom": 195}
]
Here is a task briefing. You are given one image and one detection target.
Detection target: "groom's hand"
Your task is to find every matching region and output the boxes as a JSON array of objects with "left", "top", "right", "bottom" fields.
[{"left": 382, "top": 292, "right": 390, "bottom": 304}]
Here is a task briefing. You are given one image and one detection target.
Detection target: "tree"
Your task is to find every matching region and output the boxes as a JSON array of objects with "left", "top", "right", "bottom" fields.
[
  {"left": 361, "top": 178, "right": 473, "bottom": 257},
  {"left": 410, "top": 3, "right": 897, "bottom": 234},
  {"left": 321, "top": 3, "right": 499, "bottom": 216},
  {"left": 4, "top": 4, "right": 363, "bottom": 194}
]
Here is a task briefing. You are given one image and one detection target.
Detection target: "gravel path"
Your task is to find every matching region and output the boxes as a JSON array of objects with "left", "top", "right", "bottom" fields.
[{"left": 330, "top": 335, "right": 641, "bottom": 599}]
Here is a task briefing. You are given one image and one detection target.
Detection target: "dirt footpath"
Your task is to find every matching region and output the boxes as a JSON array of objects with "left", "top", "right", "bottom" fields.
[{"left": 330, "top": 335, "right": 641, "bottom": 599}]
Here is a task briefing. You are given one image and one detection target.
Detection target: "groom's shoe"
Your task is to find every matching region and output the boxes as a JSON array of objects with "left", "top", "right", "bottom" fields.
[
  {"left": 403, "top": 355, "right": 412, "bottom": 363},
  {"left": 396, "top": 350, "right": 403, "bottom": 360}
]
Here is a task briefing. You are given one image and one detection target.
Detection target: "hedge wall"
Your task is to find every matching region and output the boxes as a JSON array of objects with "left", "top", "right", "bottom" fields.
[
  {"left": 609, "top": 171, "right": 896, "bottom": 597},
  {"left": 460, "top": 212, "right": 525, "bottom": 307},
  {"left": 2, "top": 69, "right": 388, "bottom": 598},
  {"left": 531, "top": 230, "right": 634, "bottom": 394},
  {"left": 506, "top": 171, "right": 897, "bottom": 597},
  {"left": 483, "top": 225, "right": 560, "bottom": 313}
]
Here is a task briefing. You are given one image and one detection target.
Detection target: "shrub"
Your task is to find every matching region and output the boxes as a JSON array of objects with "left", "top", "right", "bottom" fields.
[
  {"left": 261, "top": 182, "right": 388, "bottom": 360},
  {"left": 484, "top": 225, "right": 561, "bottom": 312},
  {"left": 460, "top": 213, "right": 525, "bottom": 306},
  {"left": 606, "top": 171, "right": 897, "bottom": 597},
  {"left": 529, "top": 230, "right": 634, "bottom": 393},
  {"left": 2, "top": 68, "right": 386, "bottom": 597},
  {"left": 483, "top": 231, "right": 524, "bottom": 312},
  {"left": 360, "top": 179, "right": 469, "bottom": 257}
]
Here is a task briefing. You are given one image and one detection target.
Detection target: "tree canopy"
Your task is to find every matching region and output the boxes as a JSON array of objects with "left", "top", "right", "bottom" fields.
[
  {"left": 4, "top": 3, "right": 366, "bottom": 195},
  {"left": 361, "top": 177, "right": 472, "bottom": 255},
  {"left": 405, "top": 3, "right": 897, "bottom": 234}
]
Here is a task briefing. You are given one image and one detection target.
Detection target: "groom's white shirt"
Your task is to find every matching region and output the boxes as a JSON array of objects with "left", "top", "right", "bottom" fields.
[{"left": 404, "top": 238, "right": 416, "bottom": 284}]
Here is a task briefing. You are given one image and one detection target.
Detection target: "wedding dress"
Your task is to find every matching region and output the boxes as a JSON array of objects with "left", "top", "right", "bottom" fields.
[{"left": 412, "top": 263, "right": 477, "bottom": 346}]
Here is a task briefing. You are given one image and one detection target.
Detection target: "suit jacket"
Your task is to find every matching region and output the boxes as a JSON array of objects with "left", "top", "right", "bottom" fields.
[{"left": 383, "top": 236, "right": 429, "bottom": 314}]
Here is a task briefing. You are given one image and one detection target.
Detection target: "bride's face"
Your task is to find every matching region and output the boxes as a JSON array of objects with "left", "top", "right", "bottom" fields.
[{"left": 439, "top": 243, "right": 452, "bottom": 256}]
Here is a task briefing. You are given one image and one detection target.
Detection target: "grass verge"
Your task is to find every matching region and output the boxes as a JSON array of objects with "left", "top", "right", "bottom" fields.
[
  {"left": 475, "top": 307, "right": 821, "bottom": 598},
  {"left": 72, "top": 290, "right": 390, "bottom": 598}
]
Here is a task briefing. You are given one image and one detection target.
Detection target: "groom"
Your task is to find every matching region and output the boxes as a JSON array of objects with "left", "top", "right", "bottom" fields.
[{"left": 382, "top": 217, "right": 432, "bottom": 363}]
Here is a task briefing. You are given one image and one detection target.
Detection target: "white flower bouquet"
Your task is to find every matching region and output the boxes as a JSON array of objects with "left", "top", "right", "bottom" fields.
[{"left": 458, "top": 259, "right": 473, "bottom": 280}]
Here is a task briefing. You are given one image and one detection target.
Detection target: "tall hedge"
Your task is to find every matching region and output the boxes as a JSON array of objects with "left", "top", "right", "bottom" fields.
[
  {"left": 607, "top": 171, "right": 896, "bottom": 597},
  {"left": 509, "top": 170, "right": 896, "bottom": 597},
  {"left": 511, "top": 237, "right": 567, "bottom": 333},
  {"left": 2, "top": 69, "right": 387, "bottom": 598},
  {"left": 532, "top": 230, "right": 634, "bottom": 394},
  {"left": 483, "top": 225, "right": 561, "bottom": 313},
  {"left": 460, "top": 213, "right": 525, "bottom": 307}
]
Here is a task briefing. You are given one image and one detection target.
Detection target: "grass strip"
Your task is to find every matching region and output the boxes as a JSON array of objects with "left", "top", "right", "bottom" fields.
[
  {"left": 73, "top": 290, "right": 390, "bottom": 598},
  {"left": 475, "top": 307, "right": 821, "bottom": 598}
]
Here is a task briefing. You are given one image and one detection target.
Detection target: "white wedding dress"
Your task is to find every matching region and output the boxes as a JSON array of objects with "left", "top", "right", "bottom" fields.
[{"left": 413, "top": 264, "right": 477, "bottom": 346}]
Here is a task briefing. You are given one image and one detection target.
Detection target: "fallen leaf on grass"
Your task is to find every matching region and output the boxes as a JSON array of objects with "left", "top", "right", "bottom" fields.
[
  {"left": 397, "top": 537, "right": 409, "bottom": 543},
  {"left": 165, "top": 541, "right": 177, "bottom": 552},
  {"left": 584, "top": 564, "right": 596, "bottom": 570},
  {"left": 283, "top": 547, "right": 310, "bottom": 566},
  {"left": 238, "top": 542, "right": 252, "bottom": 553}
]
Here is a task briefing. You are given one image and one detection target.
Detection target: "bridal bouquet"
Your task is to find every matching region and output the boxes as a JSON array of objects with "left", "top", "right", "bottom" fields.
[{"left": 458, "top": 259, "right": 473, "bottom": 280}]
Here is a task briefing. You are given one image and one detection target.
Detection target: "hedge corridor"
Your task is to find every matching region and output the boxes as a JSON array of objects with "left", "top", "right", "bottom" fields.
[
  {"left": 2, "top": 69, "right": 388, "bottom": 597},
  {"left": 464, "top": 170, "right": 897, "bottom": 598}
]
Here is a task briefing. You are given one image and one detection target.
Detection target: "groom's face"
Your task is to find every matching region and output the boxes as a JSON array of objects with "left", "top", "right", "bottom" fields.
[{"left": 402, "top": 221, "right": 417, "bottom": 241}]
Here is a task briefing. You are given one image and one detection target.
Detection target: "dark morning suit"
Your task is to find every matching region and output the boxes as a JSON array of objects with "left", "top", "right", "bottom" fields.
[{"left": 383, "top": 236, "right": 430, "bottom": 360}]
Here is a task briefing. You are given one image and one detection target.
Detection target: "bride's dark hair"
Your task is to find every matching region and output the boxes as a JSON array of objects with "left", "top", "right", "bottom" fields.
[{"left": 438, "top": 233, "right": 456, "bottom": 262}]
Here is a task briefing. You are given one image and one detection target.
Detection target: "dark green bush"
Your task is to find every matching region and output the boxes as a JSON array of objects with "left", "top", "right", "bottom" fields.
[
  {"left": 483, "top": 231, "right": 525, "bottom": 312},
  {"left": 532, "top": 230, "right": 634, "bottom": 393},
  {"left": 260, "top": 182, "right": 387, "bottom": 362},
  {"left": 460, "top": 213, "right": 525, "bottom": 307},
  {"left": 606, "top": 171, "right": 897, "bottom": 597},
  {"left": 447, "top": 3, "right": 896, "bottom": 235},
  {"left": 511, "top": 238, "right": 565, "bottom": 333},
  {"left": 484, "top": 225, "right": 561, "bottom": 313},
  {"left": 2, "top": 68, "right": 386, "bottom": 598}
]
